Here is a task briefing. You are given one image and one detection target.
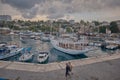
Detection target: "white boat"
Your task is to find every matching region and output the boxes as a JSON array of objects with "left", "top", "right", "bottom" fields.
[
  {"left": 10, "top": 31, "right": 14, "bottom": 35},
  {"left": 19, "top": 52, "right": 33, "bottom": 62},
  {"left": 30, "top": 35, "right": 35, "bottom": 39},
  {"left": 50, "top": 37, "right": 97, "bottom": 55},
  {"left": 0, "top": 45, "right": 24, "bottom": 60},
  {"left": 40, "top": 34, "right": 50, "bottom": 41},
  {"left": 106, "top": 45, "right": 118, "bottom": 50},
  {"left": 20, "top": 37, "right": 26, "bottom": 43},
  {"left": 36, "top": 51, "right": 49, "bottom": 63},
  {"left": 41, "top": 36, "right": 50, "bottom": 41}
]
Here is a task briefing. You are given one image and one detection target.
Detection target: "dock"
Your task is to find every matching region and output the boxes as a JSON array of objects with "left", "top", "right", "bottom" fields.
[{"left": 0, "top": 51, "right": 120, "bottom": 80}]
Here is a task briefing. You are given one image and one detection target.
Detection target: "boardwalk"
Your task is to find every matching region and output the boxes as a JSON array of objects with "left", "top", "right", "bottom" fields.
[{"left": 0, "top": 53, "right": 120, "bottom": 80}]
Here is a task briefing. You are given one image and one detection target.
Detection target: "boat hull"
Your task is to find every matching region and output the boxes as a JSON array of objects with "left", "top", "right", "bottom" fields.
[
  {"left": 51, "top": 39, "right": 96, "bottom": 55},
  {"left": 0, "top": 48, "right": 24, "bottom": 60},
  {"left": 36, "top": 52, "right": 49, "bottom": 63},
  {"left": 19, "top": 54, "right": 33, "bottom": 62}
]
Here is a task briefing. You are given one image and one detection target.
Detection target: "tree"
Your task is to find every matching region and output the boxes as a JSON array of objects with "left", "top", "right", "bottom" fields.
[
  {"left": 66, "top": 27, "right": 72, "bottom": 33},
  {"left": 80, "top": 20, "right": 86, "bottom": 25},
  {"left": 99, "top": 26, "right": 106, "bottom": 33},
  {"left": 110, "top": 22, "right": 119, "bottom": 33},
  {"left": 92, "top": 21, "right": 100, "bottom": 26}
]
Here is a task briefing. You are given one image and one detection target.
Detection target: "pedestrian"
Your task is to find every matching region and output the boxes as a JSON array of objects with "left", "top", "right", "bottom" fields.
[
  {"left": 65, "top": 63, "right": 71, "bottom": 80},
  {"left": 68, "top": 62, "right": 73, "bottom": 75}
]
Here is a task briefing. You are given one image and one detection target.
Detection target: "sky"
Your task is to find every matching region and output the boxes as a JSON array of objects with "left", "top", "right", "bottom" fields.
[{"left": 0, "top": 0, "right": 120, "bottom": 22}]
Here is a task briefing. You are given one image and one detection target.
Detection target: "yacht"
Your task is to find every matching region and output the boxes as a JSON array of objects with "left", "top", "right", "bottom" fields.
[{"left": 36, "top": 51, "right": 49, "bottom": 63}]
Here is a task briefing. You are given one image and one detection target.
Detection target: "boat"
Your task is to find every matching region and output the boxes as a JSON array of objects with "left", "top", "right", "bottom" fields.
[
  {"left": 30, "top": 35, "right": 35, "bottom": 39},
  {"left": 36, "top": 51, "right": 49, "bottom": 63},
  {"left": 20, "top": 36, "right": 26, "bottom": 43},
  {"left": 10, "top": 31, "right": 14, "bottom": 35},
  {"left": 19, "top": 52, "right": 33, "bottom": 62},
  {"left": 19, "top": 47, "right": 33, "bottom": 62},
  {"left": 50, "top": 36, "right": 97, "bottom": 55},
  {"left": 0, "top": 44, "right": 24, "bottom": 60},
  {"left": 0, "top": 43, "right": 7, "bottom": 53},
  {"left": 40, "top": 34, "right": 50, "bottom": 41},
  {"left": 104, "top": 39, "right": 119, "bottom": 50},
  {"left": 105, "top": 44, "right": 118, "bottom": 50}
]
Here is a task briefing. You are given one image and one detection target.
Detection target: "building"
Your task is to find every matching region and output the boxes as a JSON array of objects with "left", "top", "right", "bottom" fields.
[
  {"left": 100, "top": 21, "right": 110, "bottom": 26},
  {"left": 69, "top": 20, "right": 75, "bottom": 24},
  {"left": 0, "top": 15, "right": 12, "bottom": 21},
  {"left": 0, "top": 28, "right": 10, "bottom": 34}
]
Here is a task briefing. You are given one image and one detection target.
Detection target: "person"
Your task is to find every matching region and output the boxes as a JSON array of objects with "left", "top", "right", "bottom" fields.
[
  {"left": 65, "top": 63, "right": 71, "bottom": 80},
  {"left": 68, "top": 62, "right": 73, "bottom": 75}
]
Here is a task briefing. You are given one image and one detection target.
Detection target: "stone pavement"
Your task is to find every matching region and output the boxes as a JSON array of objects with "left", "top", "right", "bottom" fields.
[{"left": 0, "top": 53, "right": 120, "bottom": 80}]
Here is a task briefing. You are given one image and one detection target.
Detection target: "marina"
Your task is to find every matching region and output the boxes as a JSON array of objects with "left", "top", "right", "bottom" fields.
[
  {"left": 0, "top": 0, "right": 120, "bottom": 80},
  {"left": 0, "top": 34, "right": 119, "bottom": 64}
]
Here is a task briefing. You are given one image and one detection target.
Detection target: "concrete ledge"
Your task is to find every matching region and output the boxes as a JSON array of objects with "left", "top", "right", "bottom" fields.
[{"left": 0, "top": 52, "right": 120, "bottom": 72}]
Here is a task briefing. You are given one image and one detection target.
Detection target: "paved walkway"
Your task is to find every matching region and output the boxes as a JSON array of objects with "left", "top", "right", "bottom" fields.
[{"left": 0, "top": 53, "right": 120, "bottom": 80}]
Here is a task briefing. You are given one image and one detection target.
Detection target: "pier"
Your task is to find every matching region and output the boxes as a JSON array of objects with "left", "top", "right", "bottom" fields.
[{"left": 0, "top": 51, "right": 120, "bottom": 80}]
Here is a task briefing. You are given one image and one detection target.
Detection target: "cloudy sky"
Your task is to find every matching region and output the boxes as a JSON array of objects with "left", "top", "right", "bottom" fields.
[{"left": 0, "top": 0, "right": 120, "bottom": 22}]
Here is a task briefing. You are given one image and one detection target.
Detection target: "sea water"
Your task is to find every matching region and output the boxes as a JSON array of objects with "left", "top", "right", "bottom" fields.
[{"left": 0, "top": 34, "right": 119, "bottom": 64}]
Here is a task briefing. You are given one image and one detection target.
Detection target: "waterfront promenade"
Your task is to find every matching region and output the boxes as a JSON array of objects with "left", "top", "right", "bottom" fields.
[{"left": 0, "top": 52, "right": 120, "bottom": 80}]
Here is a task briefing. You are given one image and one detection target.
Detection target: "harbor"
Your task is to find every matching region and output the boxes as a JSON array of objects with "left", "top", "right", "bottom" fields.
[
  {"left": 0, "top": 1, "right": 120, "bottom": 79},
  {"left": 0, "top": 34, "right": 119, "bottom": 64}
]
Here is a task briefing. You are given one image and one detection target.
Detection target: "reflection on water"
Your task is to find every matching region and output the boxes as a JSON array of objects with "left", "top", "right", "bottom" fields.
[{"left": 0, "top": 34, "right": 119, "bottom": 64}]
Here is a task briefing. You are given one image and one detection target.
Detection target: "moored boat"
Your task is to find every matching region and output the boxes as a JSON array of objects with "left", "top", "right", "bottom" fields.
[
  {"left": 19, "top": 52, "right": 33, "bottom": 62},
  {"left": 36, "top": 51, "right": 49, "bottom": 63},
  {"left": 50, "top": 36, "right": 97, "bottom": 55},
  {"left": 106, "top": 44, "right": 118, "bottom": 50},
  {"left": 0, "top": 44, "right": 24, "bottom": 60}
]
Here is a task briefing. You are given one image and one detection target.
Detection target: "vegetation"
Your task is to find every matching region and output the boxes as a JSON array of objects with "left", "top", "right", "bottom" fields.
[
  {"left": 110, "top": 22, "right": 119, "bottom": 33},
  {"left": 66, "top": 27, "right": 72, "bottom": 33},
  {"left": 0, "top": 20, "right": 119, "bottom": 33},
  {"left": 92, "top": 21, "right": 100, "bottom": 26},
  {"left": 99, "top": 26, "right": 107, "bottom": 33}
]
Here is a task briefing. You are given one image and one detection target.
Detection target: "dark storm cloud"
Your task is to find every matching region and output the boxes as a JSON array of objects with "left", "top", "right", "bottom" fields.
[
  {"left": 1, "top": 0, "right": 45, "bottom": 9},
  {"left": 1, "top": 0, "right": 120, "bottom": 19}
]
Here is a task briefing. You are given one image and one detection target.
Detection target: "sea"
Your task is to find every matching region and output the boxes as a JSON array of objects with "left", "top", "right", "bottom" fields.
[{"left": 0, "top": 34, "right": 119, "bottom": 64}]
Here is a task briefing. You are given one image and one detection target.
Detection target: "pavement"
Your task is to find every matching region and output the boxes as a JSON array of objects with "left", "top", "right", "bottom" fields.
[{"left": 0, "top": 52, "right": 120, "bottom": 80}]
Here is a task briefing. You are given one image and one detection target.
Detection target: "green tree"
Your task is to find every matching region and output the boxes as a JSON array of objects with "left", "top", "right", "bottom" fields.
[
  {"left": 110, "top": 22, "right": 119, "bottom": 33},
  {"left": 66, "top": 27, "right": 72, "bottom": 33},
  {"left": 92, "top": 21, "right": 100, "bottom": 26},
  {"left": 99, "top": 26, "right": 106, "bottom": 33}
]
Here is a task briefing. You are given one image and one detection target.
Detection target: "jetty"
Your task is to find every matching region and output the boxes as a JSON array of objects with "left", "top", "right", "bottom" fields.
[{"left": 0, "top": 51, "right": 120, "bottom": 80}]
